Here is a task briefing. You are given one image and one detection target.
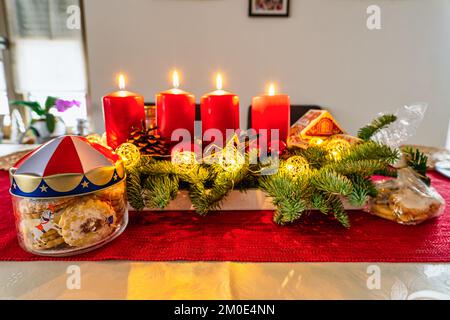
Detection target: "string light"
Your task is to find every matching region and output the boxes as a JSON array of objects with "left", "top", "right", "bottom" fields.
[
  {"left": 282, "top": 156, "right": 310, "bottom": 178},
  {"left": 325, "top": 138, "right": 351, "bottom": 161},
  {"left": 219, "top": 147, "right": 245, "bottom": 173},
  {"left": 171, "top": 150, "right": 198, "bottom": 172},
  {"left": 309, "top": 137, "right": 326, "bottom": 147},
  {"left": 260, "top": 156, "right": 280, "bottom": 176},
  {"left": 86, "top": 133, "right": 103, "bottom": 145},
  {"left": 86, "top": 132, "right": 112, "bottom": 149},
  {"left": 116, "top": 143, "right": 141, "bottom": 168}
]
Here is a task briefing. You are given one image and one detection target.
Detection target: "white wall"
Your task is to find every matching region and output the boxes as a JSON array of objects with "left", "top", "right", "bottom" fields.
[{"left": 83, "top": 0, "right": 450, "bottom": 147}]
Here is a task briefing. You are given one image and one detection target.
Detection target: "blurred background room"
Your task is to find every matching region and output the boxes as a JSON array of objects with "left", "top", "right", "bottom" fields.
[{"left": 0, "top": 0, "right": 449, "bottom": 147}]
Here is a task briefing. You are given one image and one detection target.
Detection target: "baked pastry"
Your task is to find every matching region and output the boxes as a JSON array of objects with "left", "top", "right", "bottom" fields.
[
  {"left": 59, "top": 199, "right": 116, "bottom": 247},
  {"left": 95, "top": 181, "right": 126, "bottom": 219},
  {"left": 389, "top": 188, "right": 442, "bottom": 224},
  {"left": 369, "top": 170, "right": 444, "bottom": 225},
  {"left": 33, "top": 229, "right": 65, "bottom": 250},
  {"left": 18, "top": 197, "right": 74, "bottom": 219}
]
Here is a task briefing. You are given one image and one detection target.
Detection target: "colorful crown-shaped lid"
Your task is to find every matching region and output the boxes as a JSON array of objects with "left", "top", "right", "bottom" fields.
[{"left": 9, "top": 136, "right": 125, "bottom": 198}]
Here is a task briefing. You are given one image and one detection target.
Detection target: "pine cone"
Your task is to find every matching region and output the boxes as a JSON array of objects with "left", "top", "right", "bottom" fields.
[{"left": 128, "top": 126, "right": 169, "bottom": 157}]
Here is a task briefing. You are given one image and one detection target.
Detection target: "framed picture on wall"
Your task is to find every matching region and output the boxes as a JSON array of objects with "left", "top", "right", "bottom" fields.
[{"left": 249, "top": 0, "right": 290, "bottom": 17}]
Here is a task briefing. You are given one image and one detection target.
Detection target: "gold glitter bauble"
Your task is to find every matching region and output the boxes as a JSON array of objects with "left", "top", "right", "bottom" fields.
[
  {"left": 325, "top": 138, "right": 351, "bottom": 161},
  {"left": 282, "top": 156, "right": 310, "bottom": 177},
  {"left": 116, "top": 143, "right": 141, "bottom": 168}
]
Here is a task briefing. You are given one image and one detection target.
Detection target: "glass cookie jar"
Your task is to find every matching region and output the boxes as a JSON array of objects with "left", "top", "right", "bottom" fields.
[{"left": 9, "top": 136, "right": 128, "bottom": 257}]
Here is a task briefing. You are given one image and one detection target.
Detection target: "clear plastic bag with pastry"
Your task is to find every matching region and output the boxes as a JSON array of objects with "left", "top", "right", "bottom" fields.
[
  {"left": 368, "top": 168, "right": 445, "bottom": 225},
  {"left": 9, "top": 136, "right": 128, "bottom": 256}
]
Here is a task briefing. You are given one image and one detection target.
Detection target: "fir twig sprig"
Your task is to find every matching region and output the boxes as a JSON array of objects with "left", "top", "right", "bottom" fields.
[
  {"left": 402, "top": 147, "right": 430, "bottom": 185},
  {"left": 311, "top": 169, "right": 353, "bottom": 196},
  {"left": 260, "top": 171, "right": 309, "bottom": 224},
  {"left": 329, "top": 195, "right": 350, "bottom": 228},
  {"left": 343, "top": 141, "right": 400, "bottom": 164},
  {"left": 126, "top": 165, "right": 145, "bottom": 211},
  {"left": 357, "top": 114, "right": 397, "bottom": 141}
]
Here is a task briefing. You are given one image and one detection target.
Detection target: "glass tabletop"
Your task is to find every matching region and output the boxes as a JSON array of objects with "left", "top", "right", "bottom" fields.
[{"left": 1, "top": 262, "right": 449, "bottom": 300}]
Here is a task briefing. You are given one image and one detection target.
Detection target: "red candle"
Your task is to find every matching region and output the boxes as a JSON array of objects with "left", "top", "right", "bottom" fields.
[
  {"left": 103, "top": 74, "right": 145, "bottom": 150},
  {"left": 201, "top": 73, "right": 240, "bottom": 146},
  {"left": 156, "top": 70, "right": 195, "bottom": 144},
  {"left": 252, "top": 83, "right": 290, "bottom": 143}
]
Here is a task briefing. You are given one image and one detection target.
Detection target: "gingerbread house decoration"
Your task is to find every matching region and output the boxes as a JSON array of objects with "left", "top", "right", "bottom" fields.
[{"left": 288, "top": 110, "right": 345, "bottom": 147}]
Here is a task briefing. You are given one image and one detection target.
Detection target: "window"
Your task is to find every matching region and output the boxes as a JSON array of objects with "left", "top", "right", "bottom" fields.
[
  {"left": 0, "top": 61, "right": 8, "bottom": 116},
  {"left": 5, "top": 0, "right": 87, "bottom": 131},
  {"left": 28, "top": 91, "right": 87, "bottom": 128}
]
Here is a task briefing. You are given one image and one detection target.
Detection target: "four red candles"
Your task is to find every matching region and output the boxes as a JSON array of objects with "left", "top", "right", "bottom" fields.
[
  {"left": 200, "top": 73, "right": 240, "bottom": 146},
  {"left": 251, "top": 83, "right": 290, "bottom": 143},
  {"left": 103, "top": 73, "right": 290, "bottom": 149},
  {"left": 103, "top": 74, "right": 146, "bottom": 150}
]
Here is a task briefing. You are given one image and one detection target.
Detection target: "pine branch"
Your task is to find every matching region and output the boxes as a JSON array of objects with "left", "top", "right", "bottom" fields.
[
  {"left": 358, "top": 114, "right": 397, "bottom": 141},
  {"left": 311, "top": 169, "right": 353, "bottom": 196},
  {"left": 260, "top": 172, "right": 309, "bottom": 225},
  {"left": 188, "top": 181, "right": 209, "bottom": 215},
  {"left": 189, "top": 164, "right": 250, "bottom": 215},
  {"left": 324, "top": 159, "right": 386, "bottom": 177},
  {"left": 402, "top": 147, "right": 430, "bottom": 185},
  {"left": 179, "top": 165, "right": 211, "bottom": 185},
  {"left": 348, "top": 175, "right": 370, "bottom": 207},
  {"left": 351, "top": 174, "right": 378, "bottom": 198},
  {"left": 328, "top": 196, "right": 350, "bottom": 228},
  {"left": 374, "top": 166, "right": 398, "bottom": 178},
  {"left": 310, "top": 193, "right": 330, "bottom": 215},
  {"left": 140, "top": 159, "right": 175, "bottom": 176},
  {"left": 343, "top": 141, "right": 399, "bottom": 164},
  {"left": 142, "top": 175, "right": 179, "bottom": 209},
  {"left": 276, "top": 199, "right": 307, "bottom": 225},
  {"left": 126, "top": 166, "right": 145, "bottom": 211},
  {"left": 288, "top": 146, "right": 329, "bottom": 169}
]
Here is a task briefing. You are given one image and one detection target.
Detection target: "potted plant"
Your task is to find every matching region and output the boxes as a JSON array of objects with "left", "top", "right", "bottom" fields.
[{"left": 11, "top": 96, "right": 80, "bottom": 143}]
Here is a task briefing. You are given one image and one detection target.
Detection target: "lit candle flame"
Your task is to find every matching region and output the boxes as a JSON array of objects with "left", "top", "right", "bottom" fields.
[
  {"left": 268, "top": 83, "right": 276, "bottom": 96},
  {"left": 172, "top": 70, "right": 180, "bottom": 89},
  {"left": 216, "top": 73, "right": 223, "bottom": 91},
  {"left": 118, "top": 74, "right": 126, "bottom": 90}
]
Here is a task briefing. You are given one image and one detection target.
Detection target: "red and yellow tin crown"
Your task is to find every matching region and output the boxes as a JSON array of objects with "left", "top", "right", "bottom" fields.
[{"left": 9, "top": 136, "right": 125, "bottom": 198}]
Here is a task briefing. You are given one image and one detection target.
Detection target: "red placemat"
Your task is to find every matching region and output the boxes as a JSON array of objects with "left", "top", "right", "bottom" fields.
[{"left": 0, "top": 170, "right": 449, "bottom": 262}]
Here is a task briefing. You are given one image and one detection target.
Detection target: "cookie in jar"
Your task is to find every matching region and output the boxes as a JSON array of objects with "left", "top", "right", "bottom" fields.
[{"left": 9, "top": 136, "right": 128, "bottom": 256}]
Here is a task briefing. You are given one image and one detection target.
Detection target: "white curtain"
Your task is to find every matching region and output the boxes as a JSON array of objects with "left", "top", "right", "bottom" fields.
[{"left": 14, "top": 39, "right": 86, "bottom": 93}]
